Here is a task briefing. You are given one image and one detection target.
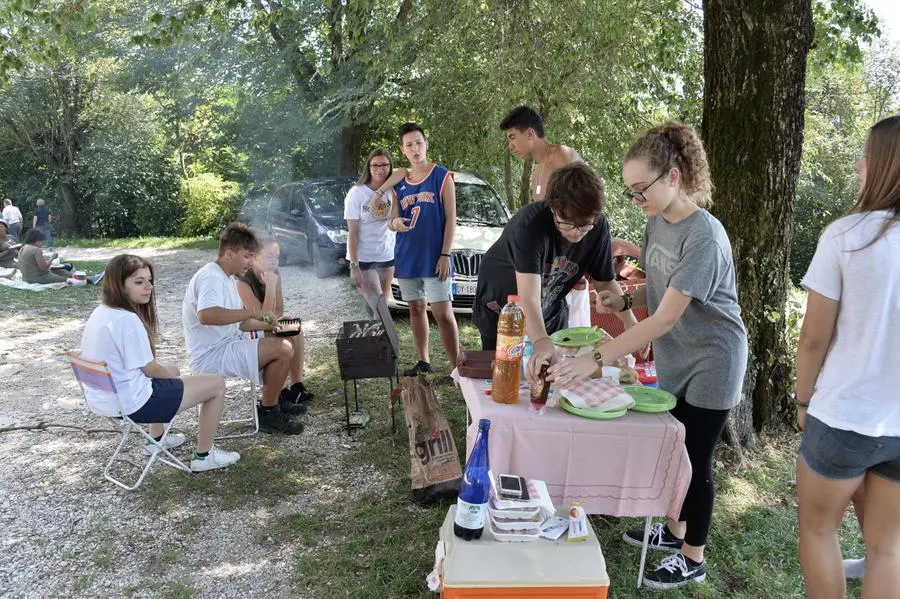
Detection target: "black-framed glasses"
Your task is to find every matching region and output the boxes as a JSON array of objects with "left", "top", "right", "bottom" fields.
[
  {"left": 622, "top": 171, "right": 666, "bottom": 204},
  {"left": 552, "top": 212, "right": 595, "bottom": 233},
  {"left": 370, "top": 162, "right": 391, "bottom": 169}
]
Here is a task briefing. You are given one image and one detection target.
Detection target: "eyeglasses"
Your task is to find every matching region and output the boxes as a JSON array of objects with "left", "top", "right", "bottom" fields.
[
  {"left": 622, "top": 171, "right": 666, "bottom": 204},
  {"left": 553, "top": 212, "right": 595, "bottom": 233},
  {"left": 262, "top": 252, "right": 279, "bottom": 263},
  {"left": 370, "top": 162, "right": 391, "bottom": 169}
]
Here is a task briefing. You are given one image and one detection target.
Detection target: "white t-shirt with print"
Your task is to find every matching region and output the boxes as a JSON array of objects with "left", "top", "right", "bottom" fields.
[
  {"left": 802, "top": 210, "right": 900, "bottom": 437},
  {"left": 80, "top": 304, "right": 154, "bottom": 416},
  {"left": 183, "top": 262, "right": 244, "bottom": 367},
  {"left": 343, "top": 184, "right": 396, "bottom": 263}
]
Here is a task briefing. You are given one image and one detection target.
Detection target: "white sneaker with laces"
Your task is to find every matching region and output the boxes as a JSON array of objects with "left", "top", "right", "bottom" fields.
[
  {"left": 141, "top": 432, "right": 187, "bottom": 455},
  {"left": 190, "top": 446, "right": 241, "bottom": 472}
]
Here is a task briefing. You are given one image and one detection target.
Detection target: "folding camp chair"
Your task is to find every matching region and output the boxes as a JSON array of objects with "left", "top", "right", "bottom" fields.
[
  {"left": 67, "top": 352, "right": 191, "bottom": 491},
  {"left": 215, "top": 378, "right": 260, "bottom": 440}
]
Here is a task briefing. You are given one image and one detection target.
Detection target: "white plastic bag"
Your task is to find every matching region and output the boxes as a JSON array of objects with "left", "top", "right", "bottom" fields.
[{"left": 566, "top": 286, "right": 592, "bottom": 328}]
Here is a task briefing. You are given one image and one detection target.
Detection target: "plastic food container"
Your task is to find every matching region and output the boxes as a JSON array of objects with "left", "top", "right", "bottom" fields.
[
  {"left": 487, "top": 519, "right": 541, "bottom": 542},
  {"left": 488, "top": 497, "right": 542, "bottom": 521}
]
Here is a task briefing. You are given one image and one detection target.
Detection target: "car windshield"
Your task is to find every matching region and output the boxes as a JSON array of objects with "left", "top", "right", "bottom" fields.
[
  {"left": 455, "top": 182, "right": 508, "bottom": 226},
  {"left": 306, "top": 181, "right": 352, "bottom": 214}
]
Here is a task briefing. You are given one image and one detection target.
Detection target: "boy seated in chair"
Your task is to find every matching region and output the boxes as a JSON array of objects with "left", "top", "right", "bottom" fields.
[{"left": 182, "top": 223, "right": 304, "bottom": 435}]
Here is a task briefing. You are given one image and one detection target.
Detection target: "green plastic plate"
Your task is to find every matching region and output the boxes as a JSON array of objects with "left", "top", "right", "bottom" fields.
[
  {"left": 559, "top": 397, "right": 629, "bottom": 420},
  {"left": 549, "top": 327, "right": 609, "bottom": 348},
  {"left": 623, "top": 385, "right": 677, "bottom": 413}
]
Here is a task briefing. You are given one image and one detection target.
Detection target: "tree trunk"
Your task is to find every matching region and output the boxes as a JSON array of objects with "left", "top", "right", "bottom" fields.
[
  {"left": 336, "top": 123, "right": 366, "bottom": 176},
  {"left": 517, "top": 159, "right": 534, "bottom": 210},
  {"left": 702, "top": 0, "right": 814, "bottom": 447}
]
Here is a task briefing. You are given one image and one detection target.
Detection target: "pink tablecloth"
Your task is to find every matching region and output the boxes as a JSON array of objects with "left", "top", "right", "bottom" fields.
[{"left": 456, "top": 374, "right": 691, "bottom": 519}]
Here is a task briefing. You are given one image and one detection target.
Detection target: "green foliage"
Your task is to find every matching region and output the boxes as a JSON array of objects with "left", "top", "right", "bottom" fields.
[
  {"left": 178, "top": 173, "right": 243, "bottom": 237},
  {"left": 79, "top": 92, "right": 181, "bottom": 237}
]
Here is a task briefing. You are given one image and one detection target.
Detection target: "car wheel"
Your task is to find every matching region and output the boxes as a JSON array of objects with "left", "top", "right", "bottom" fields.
[{"left": 313, "top": 244, "right": 332, "bottom": 278}]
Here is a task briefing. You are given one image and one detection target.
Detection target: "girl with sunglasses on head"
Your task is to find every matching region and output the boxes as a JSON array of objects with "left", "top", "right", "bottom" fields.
[
  {"left": 236, "top": 232, "right": 313, "bottom": 409},
  {"left": 343, "top": 148, "right": 398, "bottom": 312},
  {"left": 794, "top": 114, "right": 900, "bottom": 599},
  {"left": 551, "top": 122, "right": 748, "bottom": 590},
  {"left": 80, "top": 254, "right": 240, "bottom": 472}
]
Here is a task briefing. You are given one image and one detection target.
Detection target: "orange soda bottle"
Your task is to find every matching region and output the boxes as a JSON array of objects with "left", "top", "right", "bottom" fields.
[{"left": 491, "top": 295, "right": 526, "bottom": 404}]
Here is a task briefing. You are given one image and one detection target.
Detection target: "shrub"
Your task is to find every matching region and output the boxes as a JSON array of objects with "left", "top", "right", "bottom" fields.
[
  {"left": 179, "top": 174, "right": 244, "bottom": 237},
  {"left": 79, "top": 93, "right": 182, "bottom": 237}
]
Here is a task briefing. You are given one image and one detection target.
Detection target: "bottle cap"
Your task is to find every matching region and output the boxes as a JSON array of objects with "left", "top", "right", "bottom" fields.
[
  {"left": 507, "top": 294, "right": 519, "bottom": 303},
  {"left": 478, "top": 418, "right": 491, "bottom": 429}
]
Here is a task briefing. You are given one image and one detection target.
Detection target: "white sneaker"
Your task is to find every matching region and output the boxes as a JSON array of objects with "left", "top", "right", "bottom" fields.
[
  {"left": 190, "top": 446, "right": 241, "bottom": 472},
  {"left": 141, "top": 432, "right": 187, "bottom": 455}
]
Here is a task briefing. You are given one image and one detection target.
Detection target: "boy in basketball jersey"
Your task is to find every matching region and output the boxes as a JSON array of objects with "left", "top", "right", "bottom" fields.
[{"left": 379, "top": 122, "right": 459, "bottom": 376}]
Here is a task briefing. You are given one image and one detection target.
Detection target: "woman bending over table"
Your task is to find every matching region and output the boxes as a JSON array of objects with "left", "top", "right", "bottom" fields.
[
  {"left": 81, "top": 254, "right": 240, "bottom": 472},
  {"left": 236, "top": 232, "right": 313, "bottom": 408},
  {"left": 549, "top": 122, "right": 748, "bottom": 591},
  {"left": 794, "top": 114, "right": 900, "bottom": 599}
]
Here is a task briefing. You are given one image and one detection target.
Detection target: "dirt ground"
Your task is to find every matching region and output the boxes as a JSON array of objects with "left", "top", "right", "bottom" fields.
[{"left": 0, "top": 246, "right": 385, "bottom": 599}]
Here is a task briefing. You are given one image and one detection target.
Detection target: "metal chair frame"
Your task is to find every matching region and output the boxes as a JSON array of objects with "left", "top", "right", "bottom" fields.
[
  {"left": 215, "top": 379, "right": 260, "bottom": 440},
  {"left": 66, "top": 352, "right": 191, "bottom": 491}
]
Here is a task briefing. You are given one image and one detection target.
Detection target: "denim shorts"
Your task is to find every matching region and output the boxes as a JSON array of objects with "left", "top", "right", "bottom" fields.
[
  {"left": 359, "top": 259, "right": 394, "bottom": 271},
  {"left": 127, "top": 379, "right": 184, "bottom": 424},
  {"left": 800, "top": 415, "right": 900, "bottom": 482},
  {"left": 397, "top": 277, "right": 453, "bottom": 303}
]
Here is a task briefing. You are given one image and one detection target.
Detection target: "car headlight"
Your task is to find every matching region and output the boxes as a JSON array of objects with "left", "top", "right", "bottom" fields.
[{"left": 326, "top": 229, "right": 348, "bottom": 244}]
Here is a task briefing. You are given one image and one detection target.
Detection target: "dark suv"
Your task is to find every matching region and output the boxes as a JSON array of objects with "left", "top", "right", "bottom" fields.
[{"left": 265, "top": 178, "right": 354, "bottom": 278}]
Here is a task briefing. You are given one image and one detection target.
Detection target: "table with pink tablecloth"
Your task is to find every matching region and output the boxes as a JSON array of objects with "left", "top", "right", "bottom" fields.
[{"left": 456, "top": 374, "right": 691, "bottom": 520}]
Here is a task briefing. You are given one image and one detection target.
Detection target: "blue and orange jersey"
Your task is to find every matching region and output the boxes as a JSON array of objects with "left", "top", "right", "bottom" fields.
[{"left": 393, "top": 163, "right": 455, "bottom": 279}]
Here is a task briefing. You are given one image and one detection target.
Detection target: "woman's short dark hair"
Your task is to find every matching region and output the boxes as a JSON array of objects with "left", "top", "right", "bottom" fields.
[
  {"left": 0, "top": 221, "right": 8, "bottom": 233},
  {"left": 546, "top": 162, "right": 606, "bottom": 224},
  {"left": 24, "top": 228, "right": 45, "bottom": 245}
]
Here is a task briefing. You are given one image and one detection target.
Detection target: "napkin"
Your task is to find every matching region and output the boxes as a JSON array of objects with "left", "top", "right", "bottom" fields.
[{"left": 561, "top": 377, "right": 634, "bottom": 412}]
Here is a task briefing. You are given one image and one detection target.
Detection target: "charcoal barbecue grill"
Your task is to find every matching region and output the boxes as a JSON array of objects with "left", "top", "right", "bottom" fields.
[{"left": 335, "top": 295, "right": 400, "bottom": 434}]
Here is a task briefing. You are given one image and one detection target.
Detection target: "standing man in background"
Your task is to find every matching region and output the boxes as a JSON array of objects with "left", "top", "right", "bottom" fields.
[
  {"left": 2, "top": 199, "right": 22, "bottom": 241},
  {"left": 33, "top": 199, "right": 53, "bottom": 251},
  {"left": 500, "top": 105, "right": 591, "bottom": 326}
]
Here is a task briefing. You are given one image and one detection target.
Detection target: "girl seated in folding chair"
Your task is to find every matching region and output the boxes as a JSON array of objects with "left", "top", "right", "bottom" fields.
[{"left": 80, "top": 254, "right": 240, "bottom": 472}]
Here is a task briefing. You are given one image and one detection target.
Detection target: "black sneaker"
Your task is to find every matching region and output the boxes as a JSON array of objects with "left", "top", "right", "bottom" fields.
[
  {"left": 642, "top": 553, "right": 707, "bottom": 590},
  {"left": 278, "top": 388, "right": 308, "bottom": 415},
  {"left": 257, "top": 405, "right": 304, "bottom": 435},
  {"left": 403, "top": 361, "right": 433, "bottom": 377},
  {"left": 623, "top": 522, "right": 683, "bottom": 553},
  {"left": 289, "top": 381, "right": 314, "bottom": 403}
]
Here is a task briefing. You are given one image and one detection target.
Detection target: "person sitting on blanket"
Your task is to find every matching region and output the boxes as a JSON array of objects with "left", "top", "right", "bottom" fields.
[
  {"left": 235, "top": 231, "right": 313, "bottom": 408},
  {"left": 0, "top": 222, "right": 17, "bottom": 272},
  {"left": 182, "top": 223, "right": 304, "bottom": 435},
  {"left": 17, "top": 228, "right": 79, "bottom": 285},
  {"left": 81, "top": 254, "right": 240, "bottom": 472}
]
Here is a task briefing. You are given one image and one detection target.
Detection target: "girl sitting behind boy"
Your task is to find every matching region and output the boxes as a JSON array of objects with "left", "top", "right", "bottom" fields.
[{"left": 80, "top": 254, "right": 240, "bottom": 471}]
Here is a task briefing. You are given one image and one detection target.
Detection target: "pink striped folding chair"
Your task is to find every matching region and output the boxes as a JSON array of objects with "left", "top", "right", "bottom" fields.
[{"left": 67, "top": 352, "right": 191, "bottom": 490}]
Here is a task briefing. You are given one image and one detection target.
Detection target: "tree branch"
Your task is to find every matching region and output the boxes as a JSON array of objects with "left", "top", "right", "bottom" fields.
[{"left": 0, "top": 421, "right": 119, "bottom": 435}]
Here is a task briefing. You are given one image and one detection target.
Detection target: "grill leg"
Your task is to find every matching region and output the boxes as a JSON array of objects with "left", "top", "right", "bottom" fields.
[
  {"left": 343, "top": 379, "right": 351, "bottom": 436},
  {"left": 353, "top": 378, "right": 360, "bottom": 412},
  {"left": 388, "top": 377, "right": 396, "bottom": 433}
]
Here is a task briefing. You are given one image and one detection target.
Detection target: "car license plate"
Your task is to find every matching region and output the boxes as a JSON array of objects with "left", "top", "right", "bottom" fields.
[{"left": 453, "top": 281, "right": 477, "bottom": 296}]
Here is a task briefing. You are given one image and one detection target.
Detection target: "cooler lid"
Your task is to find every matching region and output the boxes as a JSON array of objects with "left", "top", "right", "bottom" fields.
[{"left": 439, "top": 506, "right": 609, "bottom": 588}]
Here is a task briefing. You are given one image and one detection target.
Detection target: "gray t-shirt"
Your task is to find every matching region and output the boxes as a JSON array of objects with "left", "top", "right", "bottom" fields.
[{"left": 640, "top": 209, "right": 748, "bottom": 410}]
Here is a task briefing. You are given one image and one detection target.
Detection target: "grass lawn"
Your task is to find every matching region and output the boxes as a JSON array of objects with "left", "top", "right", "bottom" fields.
[
  {"left": 57, "top": 236, "right": 218, "bottom": 251},
  {"left": 139, "top": 314, "right": 864, "bottom": 599},
  {"left": 1, "top": 259, "right": 106, "bottom": 314}
]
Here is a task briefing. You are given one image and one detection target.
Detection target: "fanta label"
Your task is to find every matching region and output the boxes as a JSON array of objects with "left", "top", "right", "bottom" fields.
[{"left": 496, "top": 334, "right": 524, "bottom": 362}]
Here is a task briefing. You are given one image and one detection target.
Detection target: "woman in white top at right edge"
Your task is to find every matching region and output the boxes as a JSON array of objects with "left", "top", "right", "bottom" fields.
[{"left": 796, "top": 114, "right": 900, "bottom": 599}]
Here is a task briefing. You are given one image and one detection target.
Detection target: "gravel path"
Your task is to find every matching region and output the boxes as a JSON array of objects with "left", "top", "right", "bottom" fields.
[{"left": 0, "top": 247, "right": 386, "bottom": 599}]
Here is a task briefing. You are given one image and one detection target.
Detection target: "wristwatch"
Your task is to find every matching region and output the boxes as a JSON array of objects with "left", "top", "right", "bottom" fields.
[
  {"left": 349, "top": 260, "right": 360, "bottom": 269},
  {"left": 592, "top": 345, "right": 604, "bottom": 373}
]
